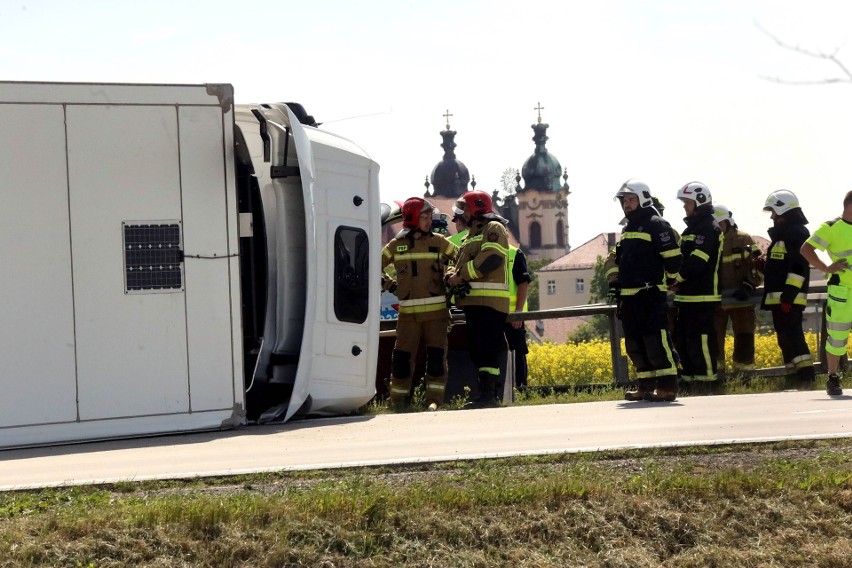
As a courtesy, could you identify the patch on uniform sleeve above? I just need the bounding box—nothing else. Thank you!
[659,232,671,243]
[396,244,408,252]
[695,235,705,245]
[488,232,500,242]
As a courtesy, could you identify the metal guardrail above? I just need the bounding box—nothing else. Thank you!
[378,285,831,388]
[506,284,830,387]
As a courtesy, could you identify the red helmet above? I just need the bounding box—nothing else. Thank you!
[458,190,493,218]
[401,197,434,229]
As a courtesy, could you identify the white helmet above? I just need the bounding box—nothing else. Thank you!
[677,181,712,205]
[763,190,800,215]
[713,204,736,227]
[614,179,654,208]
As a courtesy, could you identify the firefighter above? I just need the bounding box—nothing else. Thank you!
[610,180,682,402]
[760,190,815,388]
[670,182,724,392]
[800,190,852,396]
[446,190,511,408]
[381,197,458,411]
[712,205,764,376]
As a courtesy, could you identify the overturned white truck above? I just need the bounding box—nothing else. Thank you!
[0,81,380,449]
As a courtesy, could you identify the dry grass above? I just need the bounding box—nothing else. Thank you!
[1,441,852,567]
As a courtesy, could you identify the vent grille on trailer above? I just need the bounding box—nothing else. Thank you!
[122,222,184,293]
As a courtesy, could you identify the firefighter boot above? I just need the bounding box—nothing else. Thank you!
[645,375,678,402]
[624,379,654,402]
[479,374,500,408]
[827,374,843,396]
[466,373,500,409]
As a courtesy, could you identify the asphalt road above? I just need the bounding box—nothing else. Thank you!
[1,390,850,490]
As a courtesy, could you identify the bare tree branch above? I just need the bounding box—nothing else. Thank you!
[755,20,852,85]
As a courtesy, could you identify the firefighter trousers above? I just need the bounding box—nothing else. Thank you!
[714,306,756,371]
[389,315,450,406]
[770,305,815,382]
[462,305,508,402]
[621,290,678,390]
[675,302,719,383]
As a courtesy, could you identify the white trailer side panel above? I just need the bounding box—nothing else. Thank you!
[0,104,77,427]
[67,104,190,420]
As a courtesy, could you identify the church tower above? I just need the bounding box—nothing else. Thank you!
[424,110,471,198]
[514,103,570,261]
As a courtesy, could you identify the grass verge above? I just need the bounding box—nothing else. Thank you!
[1,439,851,567]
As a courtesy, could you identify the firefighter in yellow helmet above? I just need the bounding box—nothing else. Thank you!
[381,197,458,411]
[445,190,511,408]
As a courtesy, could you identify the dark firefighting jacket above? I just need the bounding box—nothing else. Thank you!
[762,219,810,308]
[674,206,723,304]
[614,207,681,296]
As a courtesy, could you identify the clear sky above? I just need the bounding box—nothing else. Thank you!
[2,0,851,252]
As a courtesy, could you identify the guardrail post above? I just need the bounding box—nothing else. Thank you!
[608,309,629,387]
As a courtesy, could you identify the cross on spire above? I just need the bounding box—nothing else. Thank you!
[535,102,544,124]
[443,109,453,130]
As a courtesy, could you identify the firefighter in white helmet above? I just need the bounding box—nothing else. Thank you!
[381,197,458,411]
[760,190,815,389]
[670,182,724,393]
[610,180,682,402]
[712,204,763,376]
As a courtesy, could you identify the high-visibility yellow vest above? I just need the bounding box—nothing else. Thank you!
[508,246,528,313]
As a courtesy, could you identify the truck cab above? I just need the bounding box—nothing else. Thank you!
[234,102,380,422]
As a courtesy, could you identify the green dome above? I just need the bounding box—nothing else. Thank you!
[520,122,564,193]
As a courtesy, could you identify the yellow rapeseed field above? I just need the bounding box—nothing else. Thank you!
[528,332,840,387]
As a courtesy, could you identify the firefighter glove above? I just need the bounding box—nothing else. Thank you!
[382,276,397,294]
[606,283,621,304]
[779,302,793,314]
[733,283,752,301]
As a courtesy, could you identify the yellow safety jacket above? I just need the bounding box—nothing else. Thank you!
[449,218,511,313]
[381,229,457,319]
[808,218,852,288]
[508,246,529,313]
[718,227,763,292]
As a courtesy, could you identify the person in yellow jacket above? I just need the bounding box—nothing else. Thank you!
[712,205,764,376]
[381,197,458,411]
[800,189,852,396]
[446,190,511,408]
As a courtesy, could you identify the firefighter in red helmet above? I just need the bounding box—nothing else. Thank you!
[446,190,511,407]
[381,197,458,411]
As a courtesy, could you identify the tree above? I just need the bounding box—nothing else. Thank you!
[757,22,852,85]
